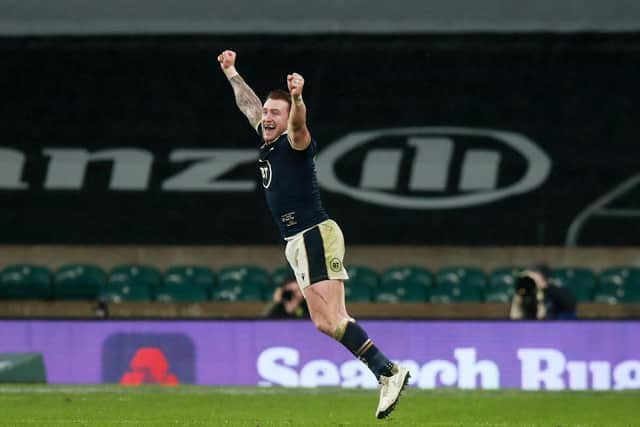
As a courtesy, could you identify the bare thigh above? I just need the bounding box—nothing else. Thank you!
[304,279,351,334]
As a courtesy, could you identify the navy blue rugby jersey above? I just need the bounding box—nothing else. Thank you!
[257,126,328,239]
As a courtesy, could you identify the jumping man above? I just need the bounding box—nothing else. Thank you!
[218,50,410,419]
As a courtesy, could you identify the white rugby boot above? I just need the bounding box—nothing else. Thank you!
[375,364,410,419]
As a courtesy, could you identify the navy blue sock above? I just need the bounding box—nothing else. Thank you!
[335,320,394,379]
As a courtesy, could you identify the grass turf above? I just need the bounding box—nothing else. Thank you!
[0,385,638,426]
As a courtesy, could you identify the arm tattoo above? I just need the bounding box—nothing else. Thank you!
[229,75,262,128]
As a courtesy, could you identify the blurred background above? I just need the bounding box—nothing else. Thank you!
[0,0,638,390]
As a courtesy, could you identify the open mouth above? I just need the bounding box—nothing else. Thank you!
[263,123,279,141]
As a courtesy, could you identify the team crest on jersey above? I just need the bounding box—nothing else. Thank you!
[258,159,272,188]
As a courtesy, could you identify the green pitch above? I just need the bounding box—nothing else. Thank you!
[0,385,638,426]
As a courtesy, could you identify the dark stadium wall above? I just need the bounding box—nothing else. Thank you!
[1,34,639,245]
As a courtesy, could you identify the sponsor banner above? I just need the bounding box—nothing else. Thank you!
[0,320,638,390]
[2,35,640,244]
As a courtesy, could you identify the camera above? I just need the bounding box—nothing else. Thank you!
[511,264,577,320]
[282,289,295,301]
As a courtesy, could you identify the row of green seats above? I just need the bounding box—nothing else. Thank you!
[0,264,278,303]
[353,266,640,303]
[0,264,639,304]
[347,265,493,303]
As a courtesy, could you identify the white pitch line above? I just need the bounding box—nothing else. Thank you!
[0,385,358,395]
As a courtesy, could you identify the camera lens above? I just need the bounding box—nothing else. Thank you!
[282,290,294,301]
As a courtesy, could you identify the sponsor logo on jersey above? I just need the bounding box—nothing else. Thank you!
[258,159,273,189]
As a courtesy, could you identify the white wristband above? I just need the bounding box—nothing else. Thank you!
[223,66,239,80]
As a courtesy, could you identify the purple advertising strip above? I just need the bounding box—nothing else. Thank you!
[0,321,638,390]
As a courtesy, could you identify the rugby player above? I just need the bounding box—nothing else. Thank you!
[218,49,409,419]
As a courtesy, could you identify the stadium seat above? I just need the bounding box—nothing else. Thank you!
[375,266,432,302]
[267,265,296,300]
[346,265,379,288]
[427,286,460,303]
[53,264,106,300]
[437,267,487,288]
[214,265,270,301]
[109,264,162,288]
[155,283,209,302]
[98,285,153,302]
[623,269,640,302]
[0,264,52,300]
[344,265,377,302]
[429,284,485,303]
[595,267,640,303]
[485,267,521,303]
[592,292,621,304]
[163,266,215,299]
[551,267,596,302]
[433,266,486,302]
[103,264,161,302]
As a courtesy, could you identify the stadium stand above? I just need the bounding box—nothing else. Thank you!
[162,266,216,300]
[1,263,640,311]
[344,265,378,302]
[53,264,106,300]
[375,266,432,302]
[214,265,270,301]
[99,264,161,302]
[155,283,209,302]
[594,267,640,303]
[432,267,487,302]
[485,267,521,303]
[552,267,597,302]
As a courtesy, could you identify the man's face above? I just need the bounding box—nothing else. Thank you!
[262,98,290,143]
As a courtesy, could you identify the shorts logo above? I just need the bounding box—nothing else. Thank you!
[329,258,342,272]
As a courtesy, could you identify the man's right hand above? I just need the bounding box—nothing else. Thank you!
[218,50,236,69]
[218,50,239,80]
[218,49,262,129]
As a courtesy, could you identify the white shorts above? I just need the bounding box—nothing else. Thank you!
[284,219,350,291]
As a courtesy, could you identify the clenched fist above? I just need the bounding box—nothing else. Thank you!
[218,50,239,79]
[217,50,236,70]
[287,73,305,97]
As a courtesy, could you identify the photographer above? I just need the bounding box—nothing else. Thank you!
[510,264,577,320]
[263,276,310,319]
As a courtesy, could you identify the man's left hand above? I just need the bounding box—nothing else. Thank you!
[287,73,305,97]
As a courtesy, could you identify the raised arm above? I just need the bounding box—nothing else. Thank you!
[217,50,262,130]
[286,73,312,150]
